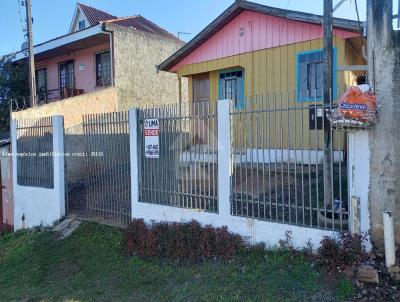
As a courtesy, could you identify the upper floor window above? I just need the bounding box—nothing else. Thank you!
[96,51,111,87]
[78,20,86,30]
[218,69,244,109]
[296,49,337,102]
[35,68,47,95]
[59,61,75,89]
[36,68,47,101]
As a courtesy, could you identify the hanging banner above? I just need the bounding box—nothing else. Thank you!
[144,119,160,158]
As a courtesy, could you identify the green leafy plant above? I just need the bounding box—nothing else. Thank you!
[0,55,29,131]
[317,233,368,273]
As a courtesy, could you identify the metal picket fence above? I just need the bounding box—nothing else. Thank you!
[138,101,218,212]
[66,111,131,227]
[16,117,54,188]
[230,94,348,231]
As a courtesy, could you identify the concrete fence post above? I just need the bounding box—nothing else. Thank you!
[129,108,140,220]
[52,115,65,218]
[348,131,371,250]
[217,99,232,217]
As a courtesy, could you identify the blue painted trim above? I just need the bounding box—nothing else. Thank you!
[218,68,245,109]
[296,48,338,103]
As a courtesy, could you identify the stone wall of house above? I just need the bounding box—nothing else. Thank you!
[12,87,117,129]
[108,23,188,110]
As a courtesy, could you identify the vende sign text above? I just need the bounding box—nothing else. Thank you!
[144,119,160,158]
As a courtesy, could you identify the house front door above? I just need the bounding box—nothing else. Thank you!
[192,74,210,146]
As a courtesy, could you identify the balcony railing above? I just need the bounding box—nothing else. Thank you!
[10,88,85,112]
[37,88,85,104]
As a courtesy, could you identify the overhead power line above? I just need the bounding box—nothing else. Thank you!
[333,0,349,12]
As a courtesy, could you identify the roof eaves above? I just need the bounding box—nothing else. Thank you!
[241,1,360,31]
[11,24,104,62]
[159,1,241,71]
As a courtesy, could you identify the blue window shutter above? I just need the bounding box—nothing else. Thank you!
[297,50,331,102]
[298,59,308,101]
[219,77,225,100]
[237,74,244,109]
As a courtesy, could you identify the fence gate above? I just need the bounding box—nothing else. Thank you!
[65,112,131,227]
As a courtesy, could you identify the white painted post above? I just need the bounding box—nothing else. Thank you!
[383,211,396,268]
[52,115,65,218]
[217,99,231,217]
[348,131,371,249]
[129,108,139,219]
[11,119,17,199]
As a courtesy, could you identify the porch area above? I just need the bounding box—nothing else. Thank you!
[11,27,113,110]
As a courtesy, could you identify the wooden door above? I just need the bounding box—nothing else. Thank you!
[192,74,210,145]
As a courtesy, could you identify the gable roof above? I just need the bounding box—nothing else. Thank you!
[71,3,180,41]
[159,0,362,72]
[103,16,180,40]
[78,3,117,26]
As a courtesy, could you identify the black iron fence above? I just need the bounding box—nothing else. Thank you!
[230,94,348,231]
[16,117,54,188]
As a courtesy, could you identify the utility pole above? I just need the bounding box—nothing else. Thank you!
[367,0,400,248]
[25,0,36,107]
[323,0,333,212]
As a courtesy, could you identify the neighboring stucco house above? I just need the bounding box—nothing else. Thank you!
[11,2,186,126]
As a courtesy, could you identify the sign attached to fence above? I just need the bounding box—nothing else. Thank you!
[144,119,160,158]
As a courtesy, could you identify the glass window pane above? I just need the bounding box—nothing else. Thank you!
[96,51,111,87]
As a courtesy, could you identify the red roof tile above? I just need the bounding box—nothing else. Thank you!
[78,3,117,26]
[77,3,180,41]
[104,16,180,41]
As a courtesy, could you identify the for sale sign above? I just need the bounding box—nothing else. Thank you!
[144,119,160,158]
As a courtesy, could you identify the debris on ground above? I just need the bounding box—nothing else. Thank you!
[356,264,379,284]
[354,251,400,301]
[52,218,81,239]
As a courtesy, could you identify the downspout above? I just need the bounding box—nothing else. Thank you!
[101,24,115,87]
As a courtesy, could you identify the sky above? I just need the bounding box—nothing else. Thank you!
[0,0,396,57]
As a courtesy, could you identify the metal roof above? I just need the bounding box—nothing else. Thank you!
[159,0,363,72]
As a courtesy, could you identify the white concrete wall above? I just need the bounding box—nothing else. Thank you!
[180,149,344,164]
[12,116,65,230]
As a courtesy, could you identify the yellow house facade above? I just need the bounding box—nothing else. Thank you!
[160,1,366,151]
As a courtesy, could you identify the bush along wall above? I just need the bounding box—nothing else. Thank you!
[122,219,247,261]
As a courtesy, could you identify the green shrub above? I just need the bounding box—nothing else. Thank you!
[317,233,367,273]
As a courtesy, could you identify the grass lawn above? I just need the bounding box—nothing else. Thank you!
[0,222,353,302]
